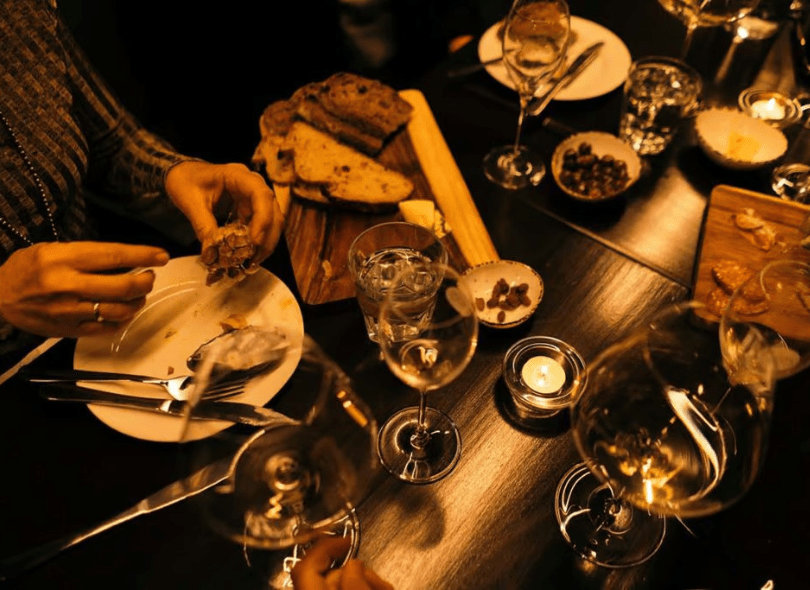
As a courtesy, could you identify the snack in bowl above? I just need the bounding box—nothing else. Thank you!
[694,108,787,170]
[551,131,642,202]
[460,260,543,328]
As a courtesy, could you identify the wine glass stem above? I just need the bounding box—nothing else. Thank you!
[410,388,430,458]
[681,23,697,59]
[511,95,530,156]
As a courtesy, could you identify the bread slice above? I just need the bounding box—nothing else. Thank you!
[252,99,298,184]
[288,121,413,210]
[317,72,413,138]
[294,83,385,155]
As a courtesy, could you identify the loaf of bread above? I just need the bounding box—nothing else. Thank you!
[288,121,413,210]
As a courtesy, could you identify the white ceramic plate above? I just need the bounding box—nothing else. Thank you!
[478,15,632,101]
[74,256,304,442]
[460,260,543,329]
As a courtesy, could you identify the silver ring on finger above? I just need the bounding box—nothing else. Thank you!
[92,301,105,323]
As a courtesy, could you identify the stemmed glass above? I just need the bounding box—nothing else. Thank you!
[720,259,810,380]
[483,0,570,190]
[555,301,776,567]
[377,262,478,484]
[657,0,761,59]
[181,334,379,585]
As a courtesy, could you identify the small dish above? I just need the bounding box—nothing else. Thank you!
[460,260,543,329]
[694,108,788,170]
[551,131,642,203]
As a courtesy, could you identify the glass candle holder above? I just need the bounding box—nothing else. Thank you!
[738,88,802,129]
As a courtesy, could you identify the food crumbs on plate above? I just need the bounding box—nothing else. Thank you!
[164,328,177,339]
[497,310,506,323]
[475,297,485,311]
[167,366,174,375]
[220,313,248,333]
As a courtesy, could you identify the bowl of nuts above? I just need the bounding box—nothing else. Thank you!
[551,132,642,203]
[459,260,543,329]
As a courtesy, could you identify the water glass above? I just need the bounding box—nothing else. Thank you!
[347,222,447,342]
[619,57,702,156]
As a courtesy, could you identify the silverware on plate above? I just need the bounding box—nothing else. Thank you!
[20,368,250,401]
[39,383,296,428]
[528,41,604,117]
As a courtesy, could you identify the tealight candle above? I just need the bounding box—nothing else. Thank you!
[749,97,786,122]
[521,355,567,394]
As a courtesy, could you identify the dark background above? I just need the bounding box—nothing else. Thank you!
[58,1,514,165]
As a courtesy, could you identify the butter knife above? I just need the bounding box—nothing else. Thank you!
[39,383,296,428]
[528,41,604,117]
[0,455,234,582]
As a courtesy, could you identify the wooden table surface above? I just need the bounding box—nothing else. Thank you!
[2,2,809,589]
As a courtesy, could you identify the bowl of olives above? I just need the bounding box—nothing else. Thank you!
[551,132,642,203]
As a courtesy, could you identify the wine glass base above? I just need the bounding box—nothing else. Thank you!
[483,145,547,190]
[377,406,461,484]
[554,462,666,568]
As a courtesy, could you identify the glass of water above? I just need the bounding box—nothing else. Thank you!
[619,56,702,156]
[348,222,447,343]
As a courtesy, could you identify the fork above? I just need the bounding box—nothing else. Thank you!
[19,368,248,402]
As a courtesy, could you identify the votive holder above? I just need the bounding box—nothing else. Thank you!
[502,336,586,421]
[738,88,802,129]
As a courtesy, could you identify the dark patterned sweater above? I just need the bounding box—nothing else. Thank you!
[0,0,195,356]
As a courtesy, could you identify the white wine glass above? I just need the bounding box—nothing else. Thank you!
[483,0,570,190]
[657,0,761,59]
[377,262,478,484]
[720,259,810,380]
[180,334,379,586]
[556,301,776,567]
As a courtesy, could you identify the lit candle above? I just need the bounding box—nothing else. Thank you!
[521,355,567,394]
[749,97,786,122]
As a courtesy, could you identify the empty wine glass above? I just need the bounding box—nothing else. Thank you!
[483,0,570,190]
[377,262,478,484]
[658,0,761,59]
[556,301,776,567]
[720,259,810,380]
[180,334,379,586]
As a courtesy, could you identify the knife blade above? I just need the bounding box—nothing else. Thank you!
[528,41,604,117]
[0,455,234,582]
[39,383,296,428]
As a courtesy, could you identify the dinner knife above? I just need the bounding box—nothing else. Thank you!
[0,454,234,582]
[39,383,296,428]
[528,41,604,117]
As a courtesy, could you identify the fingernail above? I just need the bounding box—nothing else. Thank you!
[155,251,170,264]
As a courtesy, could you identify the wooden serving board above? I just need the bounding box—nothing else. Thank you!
[276,89,499,305]
[692,184,810,331]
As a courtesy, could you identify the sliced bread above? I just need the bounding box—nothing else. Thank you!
[288,121,413,210]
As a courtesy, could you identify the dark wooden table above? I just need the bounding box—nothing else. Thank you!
[2,2,809,589]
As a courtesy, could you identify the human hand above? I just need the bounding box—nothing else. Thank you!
[165,161,284,270]
[290,536,394,590]
[0,242,168,338]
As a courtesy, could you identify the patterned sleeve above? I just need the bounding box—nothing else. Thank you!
[55,10,199,217]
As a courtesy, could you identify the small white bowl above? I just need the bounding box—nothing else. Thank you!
[551,131,642,203]
[694,108,788,170]
[460,260,543,329]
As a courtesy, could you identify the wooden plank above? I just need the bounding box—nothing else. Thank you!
[692,184,810,332]
[279,89,499,305]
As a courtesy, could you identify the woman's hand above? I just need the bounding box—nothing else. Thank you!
[165,161,284,270]
[291,537,394,590]
[0,242,168,338]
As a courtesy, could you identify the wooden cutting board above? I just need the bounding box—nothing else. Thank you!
[275,89,499,305]
[692,184,810,329]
